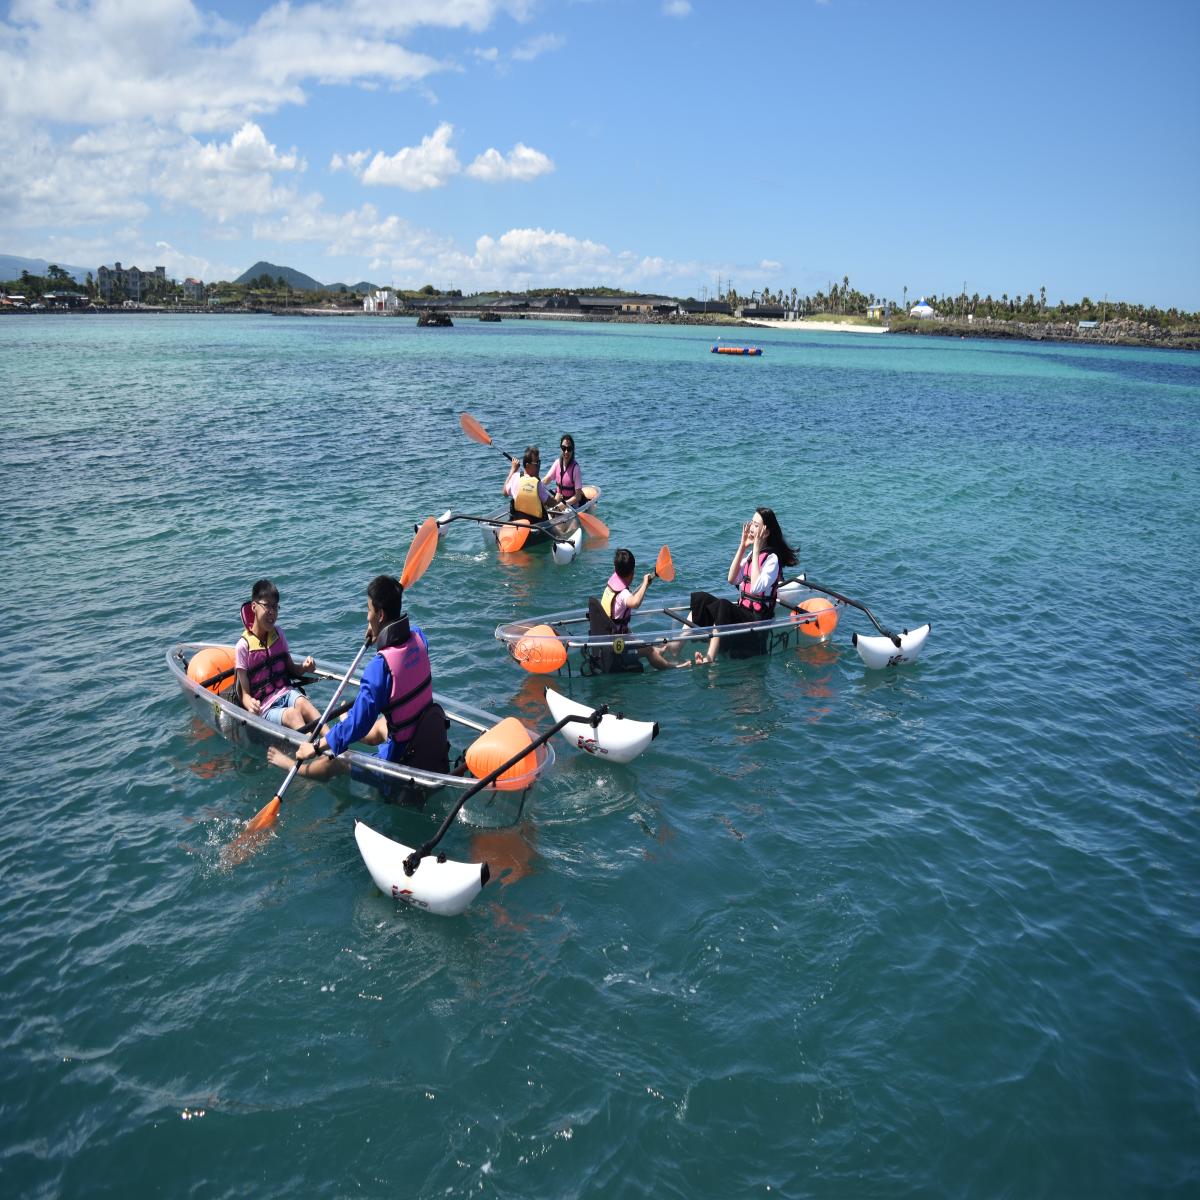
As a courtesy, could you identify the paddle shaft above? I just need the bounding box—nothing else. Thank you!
[265,637,372,809]
[426,512,581,545]
[403,708,608,875]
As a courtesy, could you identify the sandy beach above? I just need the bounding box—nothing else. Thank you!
[740,318,887,334]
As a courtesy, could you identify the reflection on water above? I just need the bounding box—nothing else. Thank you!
[470,821,538,886]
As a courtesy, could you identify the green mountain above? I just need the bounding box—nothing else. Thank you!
[234,261,326,290]
[0,254,91,285]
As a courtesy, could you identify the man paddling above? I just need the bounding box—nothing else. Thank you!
[266,575,447,781]
[504,446,556,520]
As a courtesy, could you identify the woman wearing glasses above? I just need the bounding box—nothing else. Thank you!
[542,434,587,507]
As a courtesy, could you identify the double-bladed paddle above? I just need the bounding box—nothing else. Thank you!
[459,412,610,541]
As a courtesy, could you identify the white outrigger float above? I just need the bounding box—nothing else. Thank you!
[495,576,931,675]
[353,696,633,915]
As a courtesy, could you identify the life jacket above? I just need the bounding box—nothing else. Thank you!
[737,552,780,616]
[551,458,581,501]
[239,601,291,703]
[510,472,545,520]
[600,573,631,634]
[376,617,435,748]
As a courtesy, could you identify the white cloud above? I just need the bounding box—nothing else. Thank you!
[331,150,372,174]
[153,123,306,223]
[663,1,692,17]
[359,123,462,190]
[0,0,459,132]
[511,33,564,61]
[466,143,554,183]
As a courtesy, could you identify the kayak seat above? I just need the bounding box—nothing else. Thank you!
[401,702,451,775]
[583,597,644,676]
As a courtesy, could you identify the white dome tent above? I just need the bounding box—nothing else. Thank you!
[909,297,936,319]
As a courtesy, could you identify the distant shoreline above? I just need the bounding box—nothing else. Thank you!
[4,306,1194,349]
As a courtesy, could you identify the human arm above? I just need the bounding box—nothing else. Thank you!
[285,651,316,678]
[504,457,519,494]
[626,573,654,612]
[726,522,754,584]
[233,640,261,714]
[303,655,390,760]
[235,667,262,715]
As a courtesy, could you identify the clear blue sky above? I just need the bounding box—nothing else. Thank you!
[2,0,1197,308]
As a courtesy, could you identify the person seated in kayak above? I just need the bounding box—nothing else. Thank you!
[594,549,682,671]
[266,574,446,780]
[542,434,586,507]
[235,579,320,730]
[504,446,555,521]
[688,507,798,665]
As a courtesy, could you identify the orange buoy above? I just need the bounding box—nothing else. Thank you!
[187,645,237,693]
[513,624,568,674]
[795,597,838,638]
[465,717,537,791]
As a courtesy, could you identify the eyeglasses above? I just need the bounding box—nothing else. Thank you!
[560,444,573,452]
[255,599,279,611]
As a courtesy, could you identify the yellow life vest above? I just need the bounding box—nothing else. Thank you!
[511,472,545,519]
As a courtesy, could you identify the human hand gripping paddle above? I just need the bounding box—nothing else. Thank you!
[458,412,610,549]
[226,518,441,855]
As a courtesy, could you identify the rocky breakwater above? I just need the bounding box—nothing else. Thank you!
[892,315,1199,350]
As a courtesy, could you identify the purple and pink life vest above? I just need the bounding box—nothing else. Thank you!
[239,601,291,703]
[737,552,779,616]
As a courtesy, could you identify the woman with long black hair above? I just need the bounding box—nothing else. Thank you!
[688,507,799,664]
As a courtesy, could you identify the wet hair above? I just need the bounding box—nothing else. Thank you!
[251,578,279,604]
[756,507,799,567]
[523,445,541,471]
[613,548,635,580]
[367,574,404,622]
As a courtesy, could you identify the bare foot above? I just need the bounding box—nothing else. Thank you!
[693,651,710,665]
[266,746,296,770]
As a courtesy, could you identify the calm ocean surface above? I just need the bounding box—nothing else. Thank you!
[1,315,1196,1198]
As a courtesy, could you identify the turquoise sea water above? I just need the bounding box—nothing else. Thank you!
[1,315,1196,1198]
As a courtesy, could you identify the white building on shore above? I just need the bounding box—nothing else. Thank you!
[364,289,400,313]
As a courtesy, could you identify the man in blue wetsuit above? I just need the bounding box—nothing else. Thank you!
[266,575,445,780]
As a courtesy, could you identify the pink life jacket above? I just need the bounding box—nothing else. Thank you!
[378,627,433,747]
[737,552,779,616]
[600,572,631,633]
[239,601,291,703]
[550,458,581,501]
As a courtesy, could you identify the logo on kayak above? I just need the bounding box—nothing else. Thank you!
[575,734,608,756]
[613,637,625,654]
[391,884,429,909]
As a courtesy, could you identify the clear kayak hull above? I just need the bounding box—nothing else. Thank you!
[167,642,553,827]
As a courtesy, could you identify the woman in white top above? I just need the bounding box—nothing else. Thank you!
[688,507,798,664]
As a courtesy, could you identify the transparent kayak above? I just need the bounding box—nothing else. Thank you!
[167,642,554,827]
[494,576,844,674]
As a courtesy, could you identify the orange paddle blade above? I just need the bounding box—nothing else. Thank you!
[497,520,531,553]
[578,509,609,539]
[244,795,281,835]
[459,412,492,446]
[655,545,675,582]
[401,518,439,587]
